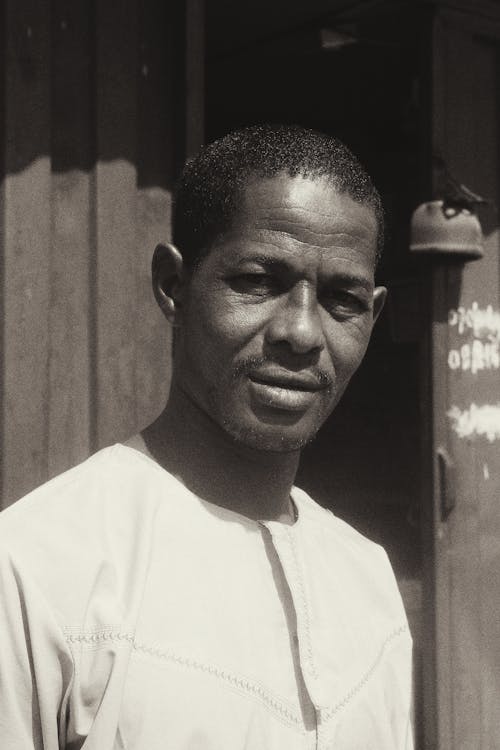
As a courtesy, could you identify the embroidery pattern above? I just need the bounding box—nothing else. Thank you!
[65,629,304,729]
[285,528,318,680]
[66,630,134,644]
[64,623,409,728]
[322,624,408,721]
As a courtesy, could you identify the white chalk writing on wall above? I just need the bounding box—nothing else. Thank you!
[448,302,500,373]
[448,302,500,338]
[447,403,500,442]
[447,340,499,373]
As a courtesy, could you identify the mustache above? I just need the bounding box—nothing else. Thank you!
[231,356,333,388]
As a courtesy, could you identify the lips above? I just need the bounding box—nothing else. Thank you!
[249,368,328,391]
[247,369,330,411]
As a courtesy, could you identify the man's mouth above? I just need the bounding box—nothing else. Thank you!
[247,369,330,411]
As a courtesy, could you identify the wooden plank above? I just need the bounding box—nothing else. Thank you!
[444,31,500,750]
[184,0,205,160]
[430,0,500,37]
[135,0,175,427]
[429,264,454,749]
[418,12,454,749]
[443,24,500,750]
[1,0,51,507]
[419,269,441,750]
[430,12,500,749]
[48,0,92,477]
[94,0,139,448]
[174,0,205,174]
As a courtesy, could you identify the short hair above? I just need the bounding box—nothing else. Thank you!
[173,124,384,268]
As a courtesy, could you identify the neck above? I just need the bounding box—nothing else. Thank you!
[138,380,300,522]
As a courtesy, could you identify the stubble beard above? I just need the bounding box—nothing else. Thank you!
[207,372,336,455]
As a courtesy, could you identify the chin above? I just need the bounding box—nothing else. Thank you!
[220,414,322,454]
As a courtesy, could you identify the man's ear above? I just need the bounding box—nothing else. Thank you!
[372,286,387,325]
[152,243,185,323]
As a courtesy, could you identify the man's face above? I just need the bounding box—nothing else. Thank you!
[173,173,385,452]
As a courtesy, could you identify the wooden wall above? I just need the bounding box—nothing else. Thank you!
[423,6,500,749]
[0,0,204,508]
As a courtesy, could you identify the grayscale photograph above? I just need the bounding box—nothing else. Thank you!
[1,1,499,748]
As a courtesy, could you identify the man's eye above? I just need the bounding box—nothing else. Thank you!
[229,273,279,295]
[321,290,368,316]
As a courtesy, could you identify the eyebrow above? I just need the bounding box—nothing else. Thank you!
[237,255,373,291]
[322,272,373,292]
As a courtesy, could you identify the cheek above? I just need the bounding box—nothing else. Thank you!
[179,301,252,382]
[192,295,269,351]
[326,321,373,379]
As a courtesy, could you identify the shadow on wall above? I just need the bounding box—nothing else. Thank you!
[0,0,182,508]
[1,0,182,183]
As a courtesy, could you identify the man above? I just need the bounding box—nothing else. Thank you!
[0,125,413,748]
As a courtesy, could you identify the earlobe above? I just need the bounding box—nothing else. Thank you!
[152,243,185,324]
[372,286,387,324]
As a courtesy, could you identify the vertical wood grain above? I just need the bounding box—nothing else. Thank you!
[174,0,205,174]
[1,0,51,506]
[48,0,93,477]
[426,16,455,750]
[135,0,176,427]
[184,0,205,161]
[1,0,199,506]
[444,30,500,750]
[94,0,139,448]
[430,12,500,750]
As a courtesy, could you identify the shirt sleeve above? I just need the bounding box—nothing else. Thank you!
[0,549,74,749]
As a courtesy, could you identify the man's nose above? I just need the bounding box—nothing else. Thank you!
[265,282,324,355]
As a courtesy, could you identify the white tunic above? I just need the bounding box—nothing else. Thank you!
[0,444,413,749]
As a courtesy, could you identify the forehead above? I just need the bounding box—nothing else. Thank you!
[214,173,379,273]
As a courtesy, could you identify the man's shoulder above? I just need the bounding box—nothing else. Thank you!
[0,445,171,560]
[3,445,144,517]
[0,445,175,625]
